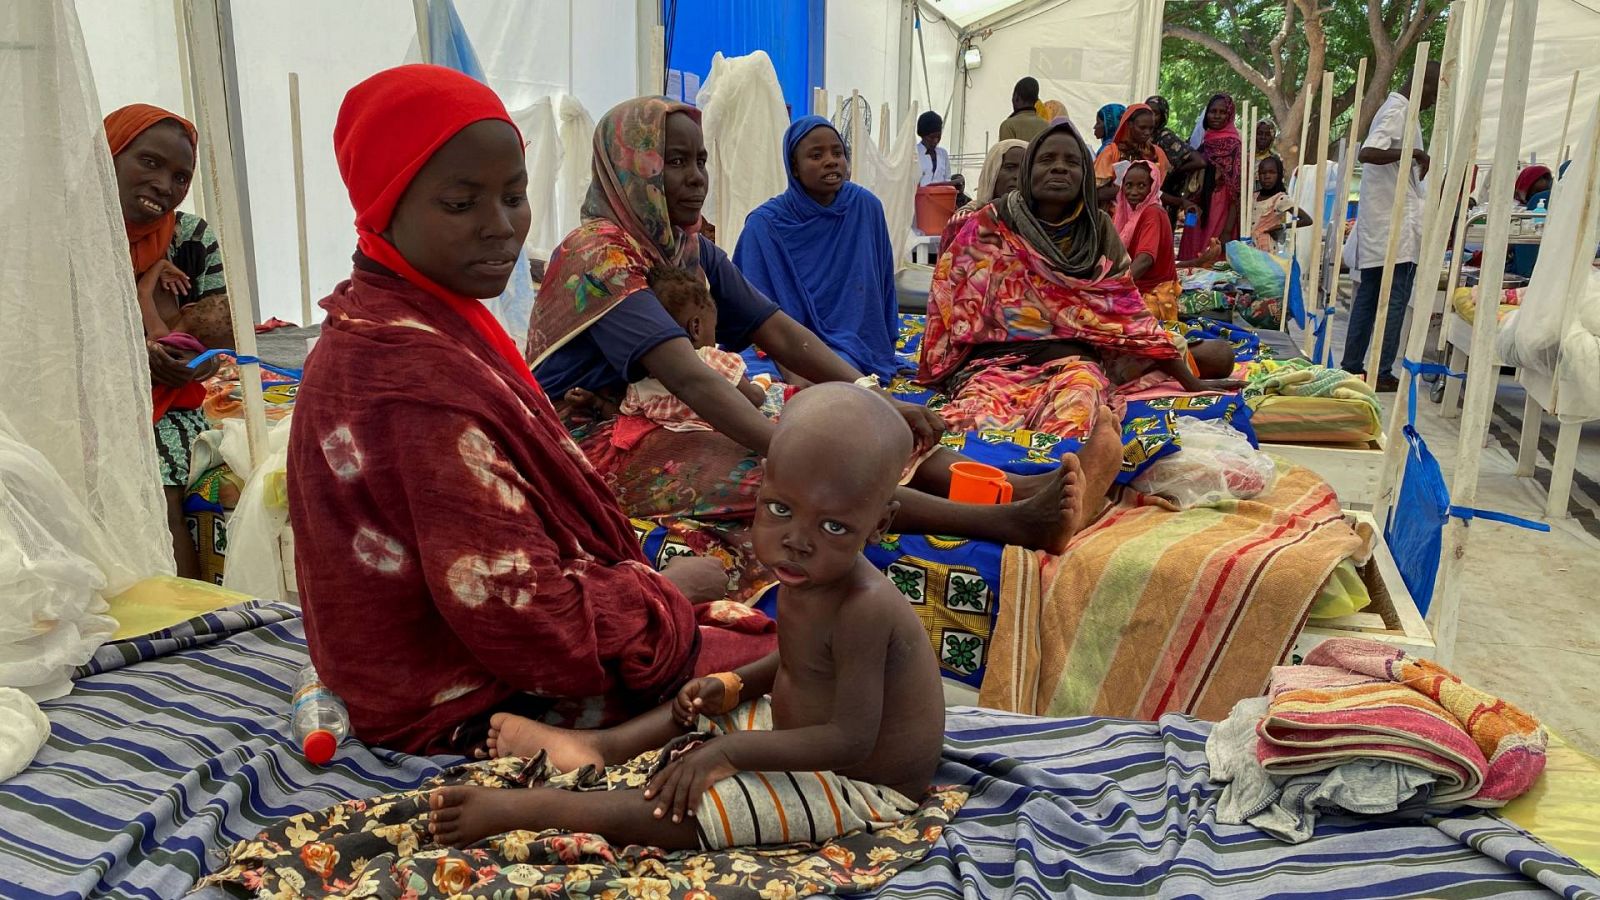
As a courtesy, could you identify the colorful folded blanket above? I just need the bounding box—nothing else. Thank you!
[200,747,967,899]
[1259,638,1548,807]
[1243,358,1380,417]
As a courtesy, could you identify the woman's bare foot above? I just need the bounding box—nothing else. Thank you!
[995,455,1082,554]
[996,406,1124,552]
[1073,406,1125,533]
[429,785,542,848]
[488,713,606,771]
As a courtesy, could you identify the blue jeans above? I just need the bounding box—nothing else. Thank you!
[1340,262,1416,376]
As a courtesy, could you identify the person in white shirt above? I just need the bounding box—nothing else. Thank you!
[1340,61,1439,392]
[917,110,950,186]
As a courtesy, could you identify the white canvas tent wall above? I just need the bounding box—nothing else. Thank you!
[77,0,644,326]
[818,0,1159,170]
[821,0,960,137]
[1457,0,1600,166]
[943,0,1164,162]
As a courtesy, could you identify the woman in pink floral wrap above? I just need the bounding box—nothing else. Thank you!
[920,119,1183,440]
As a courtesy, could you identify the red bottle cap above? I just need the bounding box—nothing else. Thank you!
[302,729,338,765]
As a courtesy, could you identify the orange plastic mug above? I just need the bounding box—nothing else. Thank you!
[948,461,1013,505]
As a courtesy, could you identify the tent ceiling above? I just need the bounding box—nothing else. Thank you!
[922,0,1053,29]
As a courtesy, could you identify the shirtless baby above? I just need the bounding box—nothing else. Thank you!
[427,383,946,850]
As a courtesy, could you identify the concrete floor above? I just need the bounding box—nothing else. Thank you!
[1400,383,1600,755]
[1269,293,1600,754]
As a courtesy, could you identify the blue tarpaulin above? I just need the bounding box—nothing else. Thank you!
[662,0,824,116]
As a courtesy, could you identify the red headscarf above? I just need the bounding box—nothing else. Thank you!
[104,104,198,276]
[1514,165,1552,204]
[333,64,533,386]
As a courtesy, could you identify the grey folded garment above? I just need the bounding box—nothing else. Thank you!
[1206,696,1438,844]
[253,324,321,370]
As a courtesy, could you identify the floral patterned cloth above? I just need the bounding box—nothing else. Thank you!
[621,346,747,434]
[940,355,1115,440]
[198,751,967,899]
[919,204,1177,391]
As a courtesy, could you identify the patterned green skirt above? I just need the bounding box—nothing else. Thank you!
[154,408,209,487]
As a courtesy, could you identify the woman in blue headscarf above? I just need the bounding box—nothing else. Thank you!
[1093,103,1126,154]
[733,116,901,379]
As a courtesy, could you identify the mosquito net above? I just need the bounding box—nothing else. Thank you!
[1,0,172,695]
[696,51,789,253]
[1496,105,1600,422]
[840,107,923,273]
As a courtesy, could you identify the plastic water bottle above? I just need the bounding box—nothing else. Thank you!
[291,665,349,765]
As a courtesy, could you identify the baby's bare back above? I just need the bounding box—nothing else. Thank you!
[770,578,945,799]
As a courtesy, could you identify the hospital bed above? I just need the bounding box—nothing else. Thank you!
[2,599,1595,899]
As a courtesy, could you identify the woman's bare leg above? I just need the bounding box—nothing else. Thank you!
[488,704,682,770]
[166,486,200,579]
[892,409,1123,553]
[905,447,1063,500]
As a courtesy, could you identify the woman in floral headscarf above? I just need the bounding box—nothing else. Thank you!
[529,98,1094,560]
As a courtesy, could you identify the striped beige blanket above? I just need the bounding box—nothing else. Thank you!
[980,463,1365,721]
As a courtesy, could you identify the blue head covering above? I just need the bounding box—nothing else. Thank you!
[1095,103,1127,153]
[730,116,901,378]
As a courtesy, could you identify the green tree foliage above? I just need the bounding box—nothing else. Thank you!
[1160,0,1447,168]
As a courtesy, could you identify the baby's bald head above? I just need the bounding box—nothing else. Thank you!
[767,384,913,506]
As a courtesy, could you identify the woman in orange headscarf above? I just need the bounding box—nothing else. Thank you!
[1092,102,1169,207]
[105,103,228,578]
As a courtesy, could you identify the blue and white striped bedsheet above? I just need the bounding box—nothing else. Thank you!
[1,607,1595,899]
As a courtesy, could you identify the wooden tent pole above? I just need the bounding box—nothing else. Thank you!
[1437,155,1480,358]
[850,89,864,156]
[1374,5,1468,524]
[288,72,313,328]
[1281,69,1318,335]
[1557,69,1580,166]
[181,0,269,473]
[1362,41,1432,388]
[1325,58,1368,365]
[1241,103,1254,249]
[1298,71,1334,354]
[1434,0,1535,666]
[172,0,207,222]
[411,0,431,64]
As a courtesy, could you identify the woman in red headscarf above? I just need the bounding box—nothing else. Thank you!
[105,103,228,578]
[287,65,775,755]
